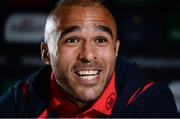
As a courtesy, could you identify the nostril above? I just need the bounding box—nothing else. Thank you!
[79,56,95,63]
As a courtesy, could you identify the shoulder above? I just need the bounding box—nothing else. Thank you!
[113,56,178,117]
[0,65,52,117]
[128,81,177,117]
[0,79,28,117]
[115,56,150,95]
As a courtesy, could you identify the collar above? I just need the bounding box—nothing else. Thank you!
[89,71,117,115]
[50,71,117,117]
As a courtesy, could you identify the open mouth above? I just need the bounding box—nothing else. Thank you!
[75,70,101,80]
[74,69,101,85]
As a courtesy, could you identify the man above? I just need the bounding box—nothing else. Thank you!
[0,0,178,118]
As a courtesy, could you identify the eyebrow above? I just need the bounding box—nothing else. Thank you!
[60,26,80,39]
[96,25,113,39]
[60,25,113,39]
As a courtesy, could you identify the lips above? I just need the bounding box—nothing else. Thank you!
[74,69,101,85]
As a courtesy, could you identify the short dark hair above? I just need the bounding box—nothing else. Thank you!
[56,0,102,7]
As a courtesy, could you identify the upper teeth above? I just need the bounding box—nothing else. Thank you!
[78,70,99,76]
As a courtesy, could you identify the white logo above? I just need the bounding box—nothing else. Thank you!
[4,13,47,43]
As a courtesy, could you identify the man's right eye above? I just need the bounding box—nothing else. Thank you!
[65,37,80,44]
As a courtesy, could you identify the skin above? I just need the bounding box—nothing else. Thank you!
[41,4,120,109]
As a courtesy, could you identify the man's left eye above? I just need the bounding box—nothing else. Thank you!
[95,37,108,43]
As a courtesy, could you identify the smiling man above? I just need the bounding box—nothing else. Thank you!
[42,0,119,107]
[0,0,178,118]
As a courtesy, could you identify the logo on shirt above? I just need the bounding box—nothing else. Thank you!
[106,93,116,110]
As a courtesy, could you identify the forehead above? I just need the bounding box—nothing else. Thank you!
[53,6,117,32]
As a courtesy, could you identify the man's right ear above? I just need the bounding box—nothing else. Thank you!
[41,42,50,65]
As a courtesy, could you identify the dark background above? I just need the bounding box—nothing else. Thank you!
[0,0,180,113]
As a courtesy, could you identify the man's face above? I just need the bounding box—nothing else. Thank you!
[46,6,120,103]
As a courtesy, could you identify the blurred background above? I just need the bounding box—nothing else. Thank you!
[0,0,180,114]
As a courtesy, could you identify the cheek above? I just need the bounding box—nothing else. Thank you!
[55,46,78,70]
[99,48,116,86]
[98,47,116,66]
[53,47,78,85]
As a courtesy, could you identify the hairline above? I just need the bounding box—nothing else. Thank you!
[44,0,118,43]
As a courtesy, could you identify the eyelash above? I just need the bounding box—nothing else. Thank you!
[95,37,108,43]
[65,37,80,44]
[63,36,109,46]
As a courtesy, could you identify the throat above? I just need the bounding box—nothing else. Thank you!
[76,101,91,111]
[63,90,92,111]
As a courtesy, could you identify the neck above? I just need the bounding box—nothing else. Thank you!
[75,101,90,111]
[64,92,92,110]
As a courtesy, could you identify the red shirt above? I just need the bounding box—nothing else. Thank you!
[38,72,117,118]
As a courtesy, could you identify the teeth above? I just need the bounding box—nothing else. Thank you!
[75,70,100,81]
[78,70,98,76]
[81,75,97,80]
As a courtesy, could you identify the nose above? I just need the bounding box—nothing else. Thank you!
[78,41,97,63]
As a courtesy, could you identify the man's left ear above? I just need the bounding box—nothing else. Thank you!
[115,40,120,57]
[41,42,51,65]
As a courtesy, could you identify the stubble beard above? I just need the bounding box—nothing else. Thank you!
[50,55,114,104]
[55,73,108,103]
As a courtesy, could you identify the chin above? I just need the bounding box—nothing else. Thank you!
[78,95,99,103]
[76,86,103,103]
